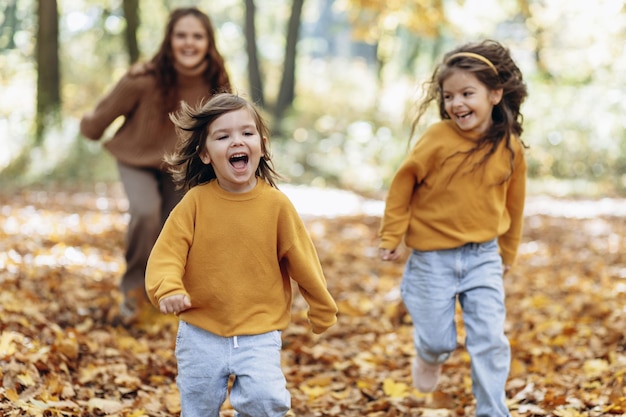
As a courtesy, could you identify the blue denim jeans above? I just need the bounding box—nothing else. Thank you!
[175,321,291,417]
[400,239,511,417]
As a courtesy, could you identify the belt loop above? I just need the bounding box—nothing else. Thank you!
[233,336,239,349]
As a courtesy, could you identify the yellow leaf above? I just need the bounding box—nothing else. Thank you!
[336,299,371,317]
[17,373,35,387]
[126,409,148,417]
[165,389,181,414]
[113,373,141,389]
[299,384,327,399]
[4,388,19,401]
[305,374,333,387]
[331,388,351,400]
[149,374,168,384]
[356,378,376,389]
[0,331,19,357]
[550,334,568,347]
[56,337,79,360]
[510,358,526,377]
[583,358,609,379]
[78,364,101,384]
[382,377,409,398]
[116,335,149,354]
[553,407,584,417]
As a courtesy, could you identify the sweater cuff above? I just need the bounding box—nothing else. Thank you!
[310,315,337,334]
[311,323,331,334]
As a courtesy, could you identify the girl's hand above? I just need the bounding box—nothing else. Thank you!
[379,247,402,262]
[503,264,511,276]
[159,294,191,314]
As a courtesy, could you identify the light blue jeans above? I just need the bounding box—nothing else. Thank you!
[400,239,511,417]
[175,321,291,417]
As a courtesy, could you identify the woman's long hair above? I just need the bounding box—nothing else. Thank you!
[150,7,231,114]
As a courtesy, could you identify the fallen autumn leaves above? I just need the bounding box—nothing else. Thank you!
[1,185,625,416]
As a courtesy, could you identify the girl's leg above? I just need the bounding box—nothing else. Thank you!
[458,240,511,417]
[175,321,230,417]
[401,249,459,365]
[229,331,291,417]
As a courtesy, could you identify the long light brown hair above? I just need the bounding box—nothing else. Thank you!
[150,7,231,114]
[166,94,282,192]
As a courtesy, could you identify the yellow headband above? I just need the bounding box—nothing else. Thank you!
[446,52,498,75]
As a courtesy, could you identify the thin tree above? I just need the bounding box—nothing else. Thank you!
[517,0,553,80]
[273,0,304,122]
[244,0,265,107]
[122,0,140,64]
[36,0,61,143]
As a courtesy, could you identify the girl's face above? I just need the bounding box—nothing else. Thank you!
[442,69,502,136]
[200,108,264,193]
[171,15,209,70]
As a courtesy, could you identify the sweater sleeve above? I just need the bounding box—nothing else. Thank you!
[145,194,195,308]
[80,72,145,140]
[279,204,338,334]
[379,152,422,250]
[498,146,527,265]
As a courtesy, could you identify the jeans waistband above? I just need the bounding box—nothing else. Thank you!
[464,239,496,251]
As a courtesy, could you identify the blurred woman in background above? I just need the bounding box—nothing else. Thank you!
[80,7,231,323]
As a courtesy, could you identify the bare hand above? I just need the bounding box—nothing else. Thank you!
[503,264,511,276]
[128,61,154,77]
[159,294,191,314]
[379,247,402,262]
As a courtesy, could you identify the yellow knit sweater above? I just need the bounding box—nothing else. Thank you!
[146,179,338,336]
[379,120,526,266]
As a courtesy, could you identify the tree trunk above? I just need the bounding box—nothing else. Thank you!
[244,0,265,107]
[122,0,140,64]
[517,0,552,80]
[36,0,61,143]
[273,0,304,122]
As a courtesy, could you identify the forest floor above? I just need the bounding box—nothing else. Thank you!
[1,183,625,416]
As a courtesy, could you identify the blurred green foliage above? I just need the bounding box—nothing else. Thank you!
[1,0,625,197]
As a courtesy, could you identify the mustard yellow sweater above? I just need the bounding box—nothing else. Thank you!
[145,179,338,336]
[379,120,526,266]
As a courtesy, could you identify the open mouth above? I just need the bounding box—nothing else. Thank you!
[229,154,249,170]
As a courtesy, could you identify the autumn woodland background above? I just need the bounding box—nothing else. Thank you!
[1,0,626,416]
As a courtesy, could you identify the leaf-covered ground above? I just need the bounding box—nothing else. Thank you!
[1,185,625,417]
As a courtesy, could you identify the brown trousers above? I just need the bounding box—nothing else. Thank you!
[117,161,182,299]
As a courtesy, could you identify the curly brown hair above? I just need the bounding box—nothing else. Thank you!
[412,39,528,183]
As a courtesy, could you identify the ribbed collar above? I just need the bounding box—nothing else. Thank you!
[207,177,266,201]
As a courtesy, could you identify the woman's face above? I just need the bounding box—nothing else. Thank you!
[171,15,209,70]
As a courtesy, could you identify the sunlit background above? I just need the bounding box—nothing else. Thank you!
[0,0,625,196]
